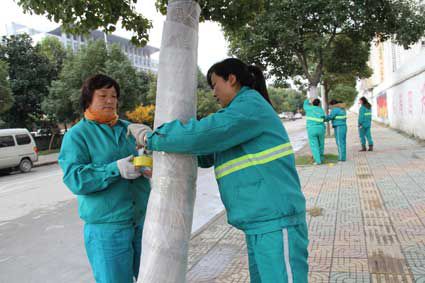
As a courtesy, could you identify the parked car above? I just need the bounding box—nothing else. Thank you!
[0,128,38,173]
[278,112,287,119]
[294,113,303,119]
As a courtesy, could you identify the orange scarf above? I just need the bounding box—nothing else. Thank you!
[84,107,119,127]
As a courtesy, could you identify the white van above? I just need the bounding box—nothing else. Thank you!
[0,128,38,173]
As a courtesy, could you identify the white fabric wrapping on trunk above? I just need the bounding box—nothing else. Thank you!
[138,1,201,283]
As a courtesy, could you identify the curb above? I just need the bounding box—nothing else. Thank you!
[191,210,226,239]
[34,160,58,168]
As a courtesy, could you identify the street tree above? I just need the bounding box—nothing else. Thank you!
[226,0,425,98]
[0,34,54,128]
[37,36,67,80]
[322,35,372,108]
[268,87,305,114]
[0,61,13,116]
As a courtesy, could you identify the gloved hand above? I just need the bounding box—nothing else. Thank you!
[127,124,152,146]
[117,155,142,179]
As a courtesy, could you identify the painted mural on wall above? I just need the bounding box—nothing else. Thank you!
[374,61,425,139]
[390,80,425,117]
[377,92,388,119]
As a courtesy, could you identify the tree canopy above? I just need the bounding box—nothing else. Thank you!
[37,36,67,80]
[16,0,263,46]
[0,34,54,128]
[0,61,13,113]
[226,0,425,93]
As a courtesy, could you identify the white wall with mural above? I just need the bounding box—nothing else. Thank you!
[366,50,425,139]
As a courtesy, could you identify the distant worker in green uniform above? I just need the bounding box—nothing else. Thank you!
[128,58,309,283]
[326,99,347,161]
[358,96,374,151]
[303,98,326,165]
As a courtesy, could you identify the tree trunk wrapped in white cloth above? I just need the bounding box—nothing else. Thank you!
[138,1,200,282]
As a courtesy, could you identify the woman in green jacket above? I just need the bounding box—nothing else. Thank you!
[326,99,348,161]
[303,98,326,164]
[358,96,374,151]
[59,74,151,283]
[129,58,308,283]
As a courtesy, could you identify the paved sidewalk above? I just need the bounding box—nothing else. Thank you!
[187,113,425,282]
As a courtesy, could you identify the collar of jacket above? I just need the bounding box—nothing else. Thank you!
[83,117,127,128]
[227,86,251,108]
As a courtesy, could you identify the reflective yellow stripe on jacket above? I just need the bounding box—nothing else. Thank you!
[364,113,372,116]
[306,116,324,122]
[215,143,293,179]
[335,115,347,119]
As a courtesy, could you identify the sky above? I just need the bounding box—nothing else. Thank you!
[0,0,229,74]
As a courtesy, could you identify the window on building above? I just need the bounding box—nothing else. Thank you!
[0,136,15,148]
[15,134,31,145]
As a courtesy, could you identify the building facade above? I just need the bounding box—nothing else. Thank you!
[5,22,159,73]
[356,39,425,139]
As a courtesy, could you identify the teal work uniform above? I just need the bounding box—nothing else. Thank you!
[146,86,308,283]
[326,106,347,161]
[358,105,373,147]
[303,99,326,164]
[59,118,151,283]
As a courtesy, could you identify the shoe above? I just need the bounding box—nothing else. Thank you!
[368,145,373,151]
[359,145,367,152]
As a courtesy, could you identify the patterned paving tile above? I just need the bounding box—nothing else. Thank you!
[309,272,330,282]
[391,215,424,226]
[331,258,369,273]
[336,216,363,225]
[395,226,425,243]
[308,245,333,258]
[309,256,332,272]
[329,272,370,282]
[364,226,398,245]
[336,222,364,234]
[412,274,425,283]
[363,217,392,226]
[370,273,414,283]
[333,245,367,258]
[334,230,365,246]
[367,246,411,274]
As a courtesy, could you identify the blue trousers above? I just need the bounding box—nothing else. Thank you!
[359,126,373,146]
[245,223,309,283]
[334,125,347,161]
[84,223,143,283]
[307,126,325,164]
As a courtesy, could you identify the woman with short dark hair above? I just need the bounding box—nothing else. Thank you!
[326,99,348,161]
[59,74,151,283]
